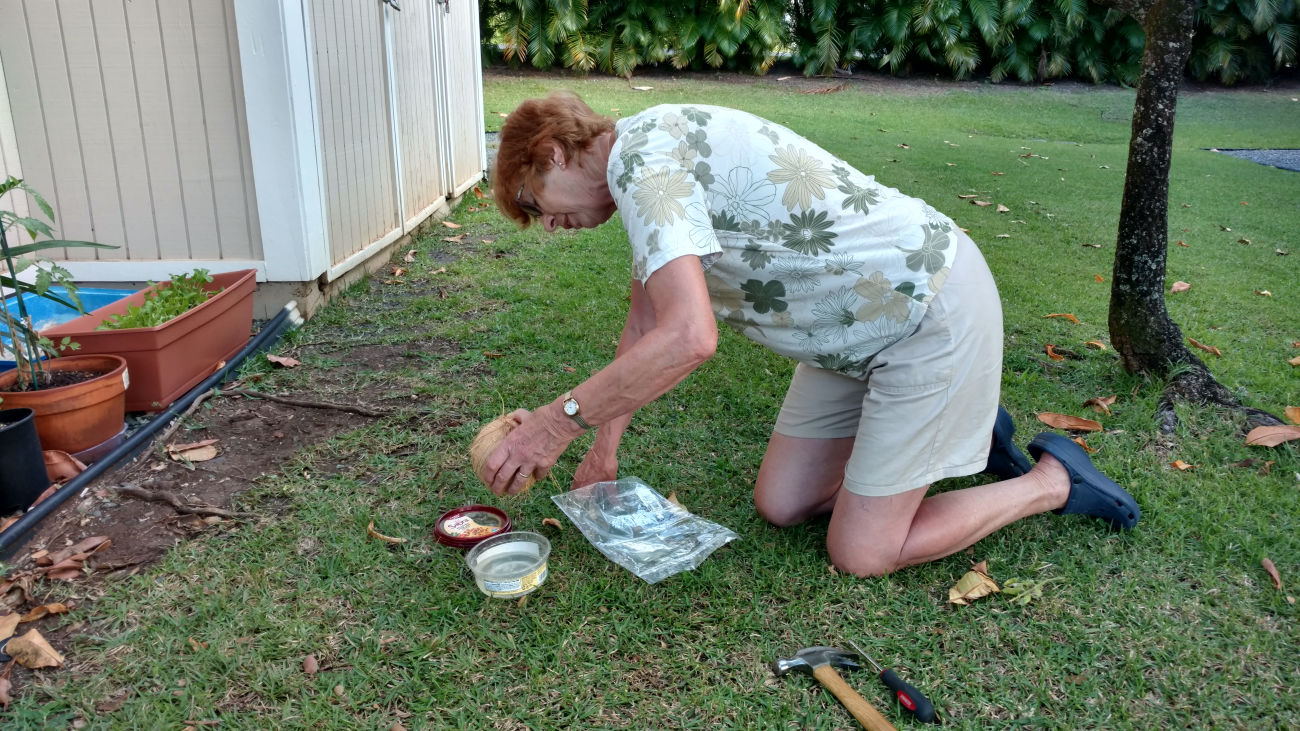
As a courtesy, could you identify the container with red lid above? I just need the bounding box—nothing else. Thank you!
[434,505,511,549]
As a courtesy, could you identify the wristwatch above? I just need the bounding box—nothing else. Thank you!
[561,391,591,430]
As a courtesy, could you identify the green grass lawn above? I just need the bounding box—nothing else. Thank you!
[7,72,1298,728]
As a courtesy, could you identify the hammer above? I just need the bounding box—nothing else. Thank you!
[772,646,897,731]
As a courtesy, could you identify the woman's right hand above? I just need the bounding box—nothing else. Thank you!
[572,448,618,490]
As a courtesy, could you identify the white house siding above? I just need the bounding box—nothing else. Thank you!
[309,0,399,267]
[391,0,447,228]
[0,0,261,264]
[437,0,485,198]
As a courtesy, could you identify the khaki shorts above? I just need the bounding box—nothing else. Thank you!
[773,233,1004,496]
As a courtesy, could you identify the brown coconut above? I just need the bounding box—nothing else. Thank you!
[470,414,536,492]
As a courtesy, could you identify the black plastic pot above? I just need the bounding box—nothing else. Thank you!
[0,407,50,514]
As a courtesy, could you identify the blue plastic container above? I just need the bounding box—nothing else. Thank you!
[1,286,134,371]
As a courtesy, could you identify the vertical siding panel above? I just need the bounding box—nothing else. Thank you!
[330,0,355,264]
[157,0,217,259]
[344,0,363,261]
[372,6,395,238]
[125,0,189,260]
[309,1,336,265]
[60,0,124,259]
[393,0,442,220]
[445,2,482,192]
[193,0,251,260]
[26,3,95,244]
[90,0,159,259]
[222,0,261,260]
[0,0,35,220]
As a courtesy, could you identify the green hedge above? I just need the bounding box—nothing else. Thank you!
[479,0,1298,84]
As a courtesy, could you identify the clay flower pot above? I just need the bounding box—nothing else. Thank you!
[0,407,50,514]
[43,269,256,412]
[0,354,128,454]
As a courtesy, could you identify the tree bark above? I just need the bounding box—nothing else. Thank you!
[1107,0,1198,375]
[1105,0,1283,430]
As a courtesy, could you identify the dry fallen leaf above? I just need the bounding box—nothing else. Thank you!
[1095,274,1104,283]
[972,200,993,207]
[303,654,319,675]
[1083,395,1117,416]
[390,266,406,277]
[957,194,979,199]
[996,204,1010,213]
[0,668,9,709]
[1081,243,1103,248]
[402,249,417,263]
[266,354,301,368]
[541,517,563,531]
[443,234,465,243]
[6,629,65,668]
[1261,558,1282,590]
[1255,290,1272,297]
[1177,240,1189,247]
[188,637,207,651]
[168,439,219,463]
[1289,355,1300,367]
[366,521,407,545]
[949,568,1000,605]
[1084,340,1107,350]
[667,492,683,507]
[1044,313,1081,324]
[995,234,1011,239]
[1286,406,1300,425]
[473,187,485,199]
[1071,437,1097,454]
[1171,460,1196,471]
[1245,425,1300,447]
[482,351,503,359]
[1187,338,1222,357]
[0,614,19,642]
[19,603,69,624]
[441,221,461,229]
[1037,412,1103,432]
[1171,281,1192,293]
[631,85,653,91]
[1045,344,1065,361]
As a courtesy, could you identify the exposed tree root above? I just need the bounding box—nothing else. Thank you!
[112,484,256,519]
[220,389,389,418]
[1156,364,1285,434]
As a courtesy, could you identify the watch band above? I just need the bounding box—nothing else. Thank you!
[561,391,592,430]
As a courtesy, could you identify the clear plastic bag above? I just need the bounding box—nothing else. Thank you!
[550,476,740,584]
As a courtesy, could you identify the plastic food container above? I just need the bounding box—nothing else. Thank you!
[464,531,550,598]
[434,505,511,549]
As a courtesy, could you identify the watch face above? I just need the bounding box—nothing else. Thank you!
[563,399,579,416]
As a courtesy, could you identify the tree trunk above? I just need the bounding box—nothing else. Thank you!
[1107,0,1199,376]
[1106,0,1283,430]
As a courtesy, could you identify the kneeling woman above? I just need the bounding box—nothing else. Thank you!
[479,91,1139,577]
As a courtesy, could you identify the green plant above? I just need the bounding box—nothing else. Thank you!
[94,269,220,331]
[0,176,115,392]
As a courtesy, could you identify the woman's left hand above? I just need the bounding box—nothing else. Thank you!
[482,406,579,496]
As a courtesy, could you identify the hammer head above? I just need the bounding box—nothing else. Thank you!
[771,646,862,677]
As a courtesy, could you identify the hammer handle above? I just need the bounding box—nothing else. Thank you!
[812,664,898,731]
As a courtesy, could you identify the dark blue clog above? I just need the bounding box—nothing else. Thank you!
[982,406,1032,480]
[1027,432,1140,530]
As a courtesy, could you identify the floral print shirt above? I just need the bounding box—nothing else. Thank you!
[609,104,959,379]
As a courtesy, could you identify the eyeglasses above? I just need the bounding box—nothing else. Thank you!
[515,181,542,219]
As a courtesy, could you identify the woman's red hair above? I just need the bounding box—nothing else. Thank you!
[492,91,615,227]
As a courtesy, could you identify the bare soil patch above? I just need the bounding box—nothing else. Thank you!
[5,391,372,582]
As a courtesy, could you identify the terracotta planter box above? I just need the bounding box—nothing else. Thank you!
[43,269,257,412]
